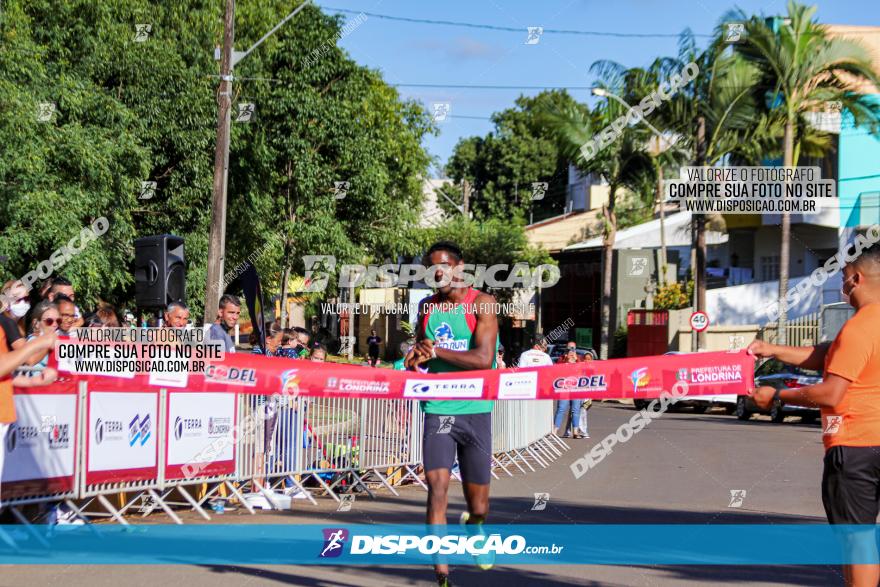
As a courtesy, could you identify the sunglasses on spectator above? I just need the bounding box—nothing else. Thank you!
[42,317,58,326]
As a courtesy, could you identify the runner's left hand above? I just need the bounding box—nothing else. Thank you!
[414,339,434,361]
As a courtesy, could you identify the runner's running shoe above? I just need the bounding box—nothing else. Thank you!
[459,512,495,570]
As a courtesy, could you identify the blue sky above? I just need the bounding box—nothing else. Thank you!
[315,0,880,175]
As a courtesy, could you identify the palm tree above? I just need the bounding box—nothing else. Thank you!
[594,45,763,349]
[542,99,653,359]
[733,0,880,344]
[653,35,763,350]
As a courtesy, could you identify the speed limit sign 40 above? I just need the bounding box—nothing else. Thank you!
[690,311,710,332]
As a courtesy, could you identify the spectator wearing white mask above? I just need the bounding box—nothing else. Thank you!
[0,280,29,351]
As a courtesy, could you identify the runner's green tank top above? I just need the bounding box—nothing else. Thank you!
[420,288,494,415]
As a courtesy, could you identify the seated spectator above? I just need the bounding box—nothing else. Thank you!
[309,344,326,362]
[20,301,59,375]
[0,280,28,350]
[206,294,240,353]
[46,277,75,303]
[163,301,190,328]
[251,321,284,356]
[278,328,304,359]
[54,295,78,336]
[293,327,311,359]
[47,278,84,330]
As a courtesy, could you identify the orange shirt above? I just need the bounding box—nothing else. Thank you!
[822,303,880,449]
[0,327,17,423]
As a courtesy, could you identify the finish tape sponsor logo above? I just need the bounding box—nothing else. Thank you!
[677,365,743,385]
[325,377,391,394]
[280,369,300,396]
[47,423,71,450]
[208,417,232,436]
[95,418,123,445]
[498,371,538,399]
[5,423,40,453]
[173,416,201,441]
[552,374,607,393]
[204,364,257,387]
[403,378,484,399]
[129,414,152,446]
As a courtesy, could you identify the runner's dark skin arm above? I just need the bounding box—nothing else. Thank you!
[415,292,498,371]
[404,297,432,371]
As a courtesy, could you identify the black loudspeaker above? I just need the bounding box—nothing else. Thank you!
[134,235,185,308]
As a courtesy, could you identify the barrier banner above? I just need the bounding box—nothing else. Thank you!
[1,383,78,499]
[164,391,236,479]
[85,390,159,485]
[54,339,755,400]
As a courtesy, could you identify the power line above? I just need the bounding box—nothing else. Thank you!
[393,83,597,90]
[321,6,713,38]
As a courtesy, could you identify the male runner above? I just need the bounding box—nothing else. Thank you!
[750,241,880,587]
[405,241,498,587]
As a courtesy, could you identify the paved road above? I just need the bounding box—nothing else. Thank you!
[5,403,843,586]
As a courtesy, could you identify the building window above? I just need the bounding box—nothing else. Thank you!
[760,255,780,282]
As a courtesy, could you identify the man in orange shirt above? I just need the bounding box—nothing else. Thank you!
[0,325,58,498]
[749,241,880,587]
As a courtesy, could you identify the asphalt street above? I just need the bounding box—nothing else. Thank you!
[3,403,842,587]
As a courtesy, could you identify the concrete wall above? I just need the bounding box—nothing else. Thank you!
[706,272,843,326]
[669,323,762,353]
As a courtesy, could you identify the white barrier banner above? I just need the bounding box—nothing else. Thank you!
[87,391,157,473]
[2,394,76,483]
[166,392,235,466]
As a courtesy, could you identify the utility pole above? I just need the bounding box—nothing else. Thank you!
[204,0,235,323]
[462,179,471,217]
[695,116,707,351]
[202,0,312,323]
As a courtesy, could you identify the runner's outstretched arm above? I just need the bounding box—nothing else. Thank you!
[747,339,830,371]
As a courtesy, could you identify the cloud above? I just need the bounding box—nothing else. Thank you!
[411,36,504,61]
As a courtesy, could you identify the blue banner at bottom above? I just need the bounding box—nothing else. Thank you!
[1,524,879,565]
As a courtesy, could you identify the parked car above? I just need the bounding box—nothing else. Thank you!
[547,344,598,362]
[734,359,821,423]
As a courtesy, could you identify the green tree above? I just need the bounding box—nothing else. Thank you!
[446,91,581,222]
[542,97,653,358]
[0,1,434,320]
[426,215,554,306]
[733,0,880,342]
[650,34,763,348]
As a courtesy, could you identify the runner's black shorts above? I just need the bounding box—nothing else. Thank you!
[423,412,492,485]
[822,445,880,524]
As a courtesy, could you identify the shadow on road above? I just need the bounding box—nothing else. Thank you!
[200,561,840,586]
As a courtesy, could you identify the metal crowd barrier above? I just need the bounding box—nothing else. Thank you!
[1,381,567,526]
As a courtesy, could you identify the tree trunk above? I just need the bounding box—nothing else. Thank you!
[777,118,795,345]
[599,187,617,360]
[279,264,291,327]
[656,159,667,286]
